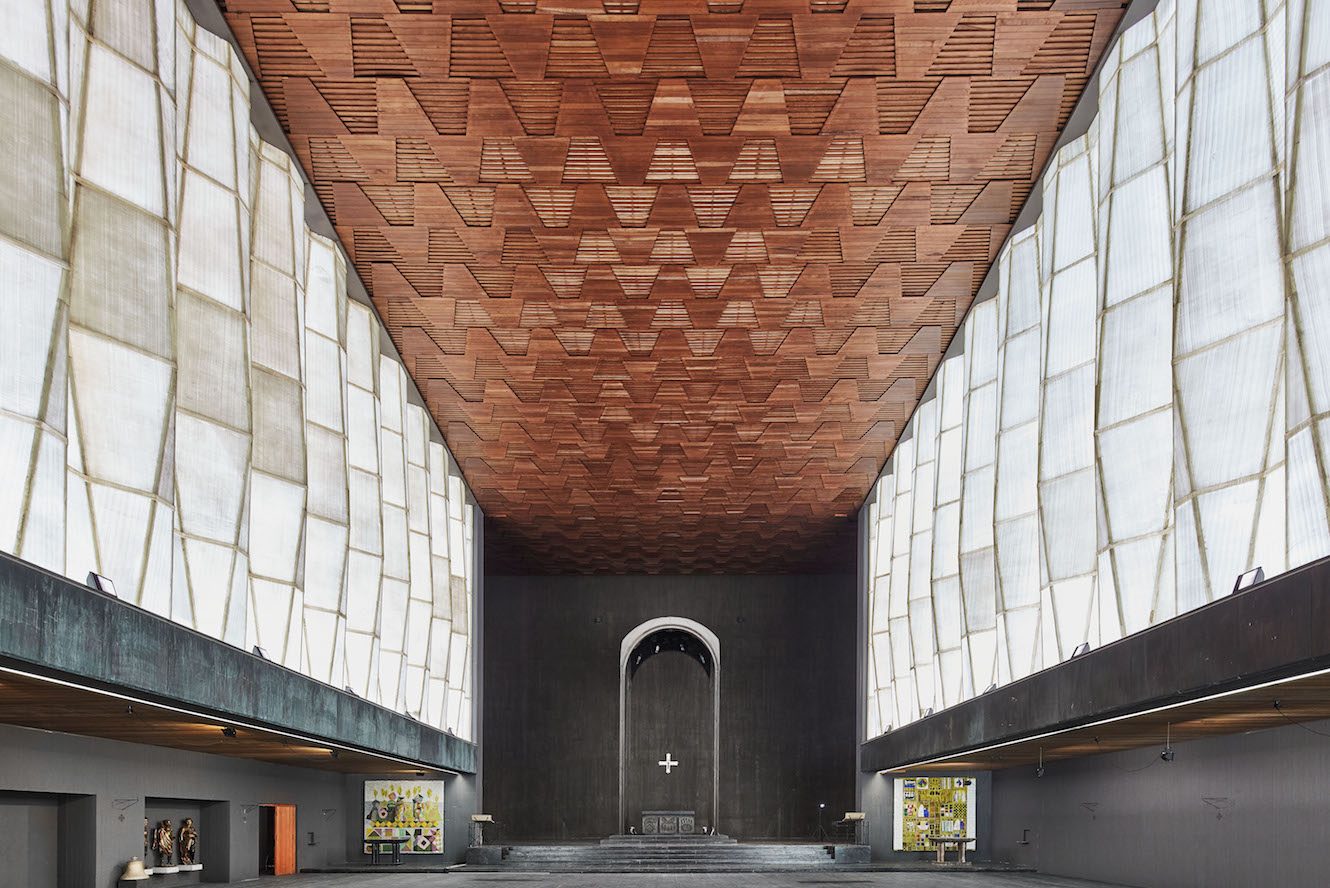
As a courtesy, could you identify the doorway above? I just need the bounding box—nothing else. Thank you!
[259,804,297,876]
[619,617,720,834]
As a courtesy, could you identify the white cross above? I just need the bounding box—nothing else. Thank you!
[658,753,679,774]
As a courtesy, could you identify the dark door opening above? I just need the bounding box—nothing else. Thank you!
[259,804,297,876]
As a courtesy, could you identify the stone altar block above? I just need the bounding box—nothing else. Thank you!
[642,811,695,835]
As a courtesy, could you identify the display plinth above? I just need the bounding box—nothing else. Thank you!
[152,866,179,875]
[178,864,203,872]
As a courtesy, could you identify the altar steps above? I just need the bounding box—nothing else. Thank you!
[465,838,871,872]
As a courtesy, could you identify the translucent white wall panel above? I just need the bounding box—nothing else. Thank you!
[0,7,68,574]
[344,302,383,701]
[301,234,349,686]
[67,4,176,615]
[1173,0,1286,605]
[0,0,481,741]
[1286,0,1330,566]
[172,17,252,645]
[426,442,455,730]
[994,229,1043,681]
[248,145,307,669]
[377,357,410,711]
[404,404,433,719]
[1039,136,1100,660]
[864,0,1330,739]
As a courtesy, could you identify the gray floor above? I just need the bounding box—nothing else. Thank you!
[229,875,1128,888]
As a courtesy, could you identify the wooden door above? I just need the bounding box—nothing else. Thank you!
[272,804,297,876]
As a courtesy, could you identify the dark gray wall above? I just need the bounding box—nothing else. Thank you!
[339,772,475,867]
[990,718,1330,888]
[0,792,59,888]
[0,724,479,888]
[856,771,993,863]
[0,723,346,888]
[483,574,857,841]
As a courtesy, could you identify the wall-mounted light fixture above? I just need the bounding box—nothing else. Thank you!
[86,572,117,598]
[1160,723,1175,762]
[1232,567,1265,593]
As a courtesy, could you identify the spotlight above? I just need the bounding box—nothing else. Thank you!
[1035,748,1045,779]
[329,750,340,759]
[222,726,237,738]
[1233,567,1265,594]
[1160,749,1175,762]
[1071,642,1091,658]
[86,572,118,598]
[1160,723,1175,762]
[1035,766,1045,779]
[983,683,997,694]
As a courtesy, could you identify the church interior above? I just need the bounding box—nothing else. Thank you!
[2,0,1329,886]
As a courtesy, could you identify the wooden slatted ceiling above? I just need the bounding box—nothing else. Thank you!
[221,0,1125,574]
[0,670,440,775]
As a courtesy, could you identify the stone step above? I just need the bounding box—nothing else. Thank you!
[505,850,829,856]
[471,840,870,872]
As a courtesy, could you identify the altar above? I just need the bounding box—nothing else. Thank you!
[641,810,695,835]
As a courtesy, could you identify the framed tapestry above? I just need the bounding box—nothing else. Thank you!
[364,779,445,854]
[892,776,976,852]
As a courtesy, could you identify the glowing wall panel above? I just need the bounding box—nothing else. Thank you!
[865,0,1330,737]
[0,0,480,740]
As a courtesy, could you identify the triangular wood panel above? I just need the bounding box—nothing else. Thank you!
[226,0,1126,572]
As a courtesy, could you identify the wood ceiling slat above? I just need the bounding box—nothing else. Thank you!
[223,0,1127,574]
[0,672,437,776]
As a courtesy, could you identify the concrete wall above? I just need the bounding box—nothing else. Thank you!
[0,723,345,887]
[339,772,475,868]
[0,724,480,887]
[990,718,1330,888]
[856,771,993,864]
[483,575,857,841]
[0,792,59,888]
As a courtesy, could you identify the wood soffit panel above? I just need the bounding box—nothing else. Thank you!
[0,669,444,775]
[883,670,1330,774]
[220,0,1126,573]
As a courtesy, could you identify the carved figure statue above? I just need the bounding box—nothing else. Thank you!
[154,820,174,866]
[178,818,198,866]
[144,818,150,859]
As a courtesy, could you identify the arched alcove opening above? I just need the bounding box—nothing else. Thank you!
[618,617,720,834]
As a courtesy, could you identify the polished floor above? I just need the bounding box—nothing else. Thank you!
[231,874,1128,888]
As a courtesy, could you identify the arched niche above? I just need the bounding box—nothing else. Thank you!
[618,616,721,833]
